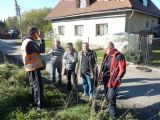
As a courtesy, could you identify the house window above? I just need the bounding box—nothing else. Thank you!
[58,26,64,35]
[158,18,160,24]
[75,25,84,36]
[146,21,149,28]
[96,24,108,36]
[152,20,155,28]
[143,0,148,7]
[80,0,87,8]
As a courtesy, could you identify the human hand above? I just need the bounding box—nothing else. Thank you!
[38,29,45,39]
[117,78,121,83]
[62,68,66,76]
[48,48,52,54]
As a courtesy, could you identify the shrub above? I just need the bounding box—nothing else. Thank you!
[0,63,19,79]
[54,104,90,120]
[124,49,142,64]
[118,112,138,120]
[75,39,83,51]
[10,108,54,120]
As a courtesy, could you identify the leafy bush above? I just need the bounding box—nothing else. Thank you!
[8,69,28,87]
[118,112,138,120]
[124,50,142,64]
[0,63,19,79]
[9,108,54,120]
[75,39,83,51]
[54,104,90,120]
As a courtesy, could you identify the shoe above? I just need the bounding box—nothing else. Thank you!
[37,106,42,110]
[37,107,41,110]
[82,93,87,96]
[109,117,116,120]
[58,81,62,86]
[89,96,93,101]
[37,104,43,110]
[51,80,56,85]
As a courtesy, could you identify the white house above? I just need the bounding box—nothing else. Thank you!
[45,0,160,46]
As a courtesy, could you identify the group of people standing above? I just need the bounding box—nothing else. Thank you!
[21,26,126,118]
[48,40,97,101]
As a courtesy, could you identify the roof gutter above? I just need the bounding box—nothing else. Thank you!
[127,10,134,33]
[129,10,134,19]
[133,9,160,18]
[45,8,131,20]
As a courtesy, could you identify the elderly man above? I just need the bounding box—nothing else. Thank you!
[63,43,78,92]
[100,41,126,118]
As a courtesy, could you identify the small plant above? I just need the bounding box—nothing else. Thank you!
[124,49,142,64]
[54,104,90,120]
[0,63,19,79]
[75,39,83,51]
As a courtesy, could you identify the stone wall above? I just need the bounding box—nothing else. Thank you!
[89,34,140,52]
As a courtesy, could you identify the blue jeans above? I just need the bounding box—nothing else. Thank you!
[82,73,94,97]
[50,60,62,83]
[107,88,117,117]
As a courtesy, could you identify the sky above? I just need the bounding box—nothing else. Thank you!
[0,0,160,21]
[0,0,59,20]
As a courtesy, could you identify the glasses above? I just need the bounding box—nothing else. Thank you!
[67,46,71,48]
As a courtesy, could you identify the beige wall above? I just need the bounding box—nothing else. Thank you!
[126,11,159,33]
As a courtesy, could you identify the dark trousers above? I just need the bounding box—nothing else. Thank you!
[50,60,62,83]
[66,69,77,92]
[107,87,117,117]
[28,69,43,108]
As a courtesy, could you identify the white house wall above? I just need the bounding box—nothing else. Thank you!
[52,15,126,47]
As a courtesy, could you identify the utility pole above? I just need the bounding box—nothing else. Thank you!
[14,0,22,39]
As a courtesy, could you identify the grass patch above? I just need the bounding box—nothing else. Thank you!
[96,50,105,58]
[149,40,160,67]
[45,40,53,50]
[0,63,139,120]
[96,50,105,65]
[55,104,90,120]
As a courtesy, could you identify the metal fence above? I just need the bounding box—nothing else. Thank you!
[139,36,160,66]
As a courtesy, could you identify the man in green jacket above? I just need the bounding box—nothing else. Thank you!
[76,42,97,101]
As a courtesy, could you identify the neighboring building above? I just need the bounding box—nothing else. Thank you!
[45,0,160,45]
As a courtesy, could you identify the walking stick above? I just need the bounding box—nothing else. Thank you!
[75,72,79,105]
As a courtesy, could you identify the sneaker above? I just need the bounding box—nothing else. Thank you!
[82,93,87,96]
[37,107,41,110]
[89,96,93,101]
[50,82,56,87]
[58,81,62,86]
[37,105,43,110]
[51,81,56,85]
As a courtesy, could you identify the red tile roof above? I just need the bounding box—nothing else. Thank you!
[45,0,160,20]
